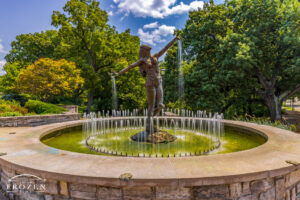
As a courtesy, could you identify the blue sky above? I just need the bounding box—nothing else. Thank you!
[0,0,224,72]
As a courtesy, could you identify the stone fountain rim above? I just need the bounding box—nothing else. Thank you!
[0,117,299,187]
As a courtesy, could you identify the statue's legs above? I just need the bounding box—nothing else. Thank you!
[146,85,155,134]
[153,78,164,116]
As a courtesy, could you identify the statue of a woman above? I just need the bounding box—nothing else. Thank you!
[114,37,179,134]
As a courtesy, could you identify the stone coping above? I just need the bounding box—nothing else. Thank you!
[0,113,80,119]
[0,117,300,187]
[0,113,81,127]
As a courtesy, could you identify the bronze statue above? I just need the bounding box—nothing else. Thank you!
[114,37,179,136]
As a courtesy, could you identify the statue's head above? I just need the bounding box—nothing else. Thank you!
[139,44,151,59]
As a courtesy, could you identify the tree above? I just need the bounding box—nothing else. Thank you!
[173,0,300,121]
[0,62,23,93]
[222,0,300,121]
[52,0,145,112]
[1,30,61,94]
[5,30,60,66]
[15,58,84,102]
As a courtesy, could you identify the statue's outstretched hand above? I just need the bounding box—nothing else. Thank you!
[111,71,119,77]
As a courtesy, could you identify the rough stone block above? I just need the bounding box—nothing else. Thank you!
[123,186,154,200]
[70,183,96,193]
[286,169,300,188]
[250,179,273,194]
[19,190,44,200]
[194,185,229,199]
[45,194,53,200]
[59,181,68,197]
[70,190,96,200]
[8,192,14,200]
[259,188,275,200]
[238,194,258,200]
[275,178,285,200]
[296,182,300,194]
[242,182,251,195]
[1,167,15,178]
[53,195,70,200]
[46,180,59,195]
[156,186,191,199]
[291,188,296,200]
[286,189,291,200]
[230,183,242,198]
[97,187,122,200]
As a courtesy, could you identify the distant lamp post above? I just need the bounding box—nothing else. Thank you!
[161,67,165,88]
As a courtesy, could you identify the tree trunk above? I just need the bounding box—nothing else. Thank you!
[266,95,282,122]
[87,91,94,113]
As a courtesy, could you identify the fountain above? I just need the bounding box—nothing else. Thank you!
[83,109,223,157]
[81,38,225,157]
[39,39,267,158]
[111,75,117,110]
[178,39,184,107]
[112,37,181,144]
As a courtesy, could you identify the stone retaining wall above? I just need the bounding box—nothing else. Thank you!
[0,114,81,127]
[1,165,300,200]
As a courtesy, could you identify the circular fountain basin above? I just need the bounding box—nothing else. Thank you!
[41,125,265,157]
[1,118,300,200]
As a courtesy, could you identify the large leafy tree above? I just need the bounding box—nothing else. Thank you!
[172,0,300,121]
[223,0,300,121]
[51,0,145,112]
[15,58,84,102]
[5,30,60,66]
[1,30,61,93]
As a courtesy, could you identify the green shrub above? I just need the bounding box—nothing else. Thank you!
[234,116,291,130]
[290,125,298,132]
[0,99,28,116]
[0,112,23,117]
[25,100,67,114]
[1,93,28,106]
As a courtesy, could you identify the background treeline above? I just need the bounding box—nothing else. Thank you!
[0,0,299,122]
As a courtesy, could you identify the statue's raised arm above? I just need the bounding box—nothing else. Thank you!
[115,59,143,76]
[153,37,179,58]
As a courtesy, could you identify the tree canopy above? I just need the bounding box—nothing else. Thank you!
[15,58,84,102]
[51,0,145,111]
[164,0,300,121]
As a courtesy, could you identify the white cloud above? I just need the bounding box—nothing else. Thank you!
[108,11,114,16]
[138,24,175,46]
[0,60,6,75]
[114,0,204,18]
[0,39,7,54]
[143,22,159,29]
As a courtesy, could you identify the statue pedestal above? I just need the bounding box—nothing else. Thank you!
[131,130,177,144]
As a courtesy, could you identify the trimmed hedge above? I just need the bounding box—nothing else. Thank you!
[25,100,67,114]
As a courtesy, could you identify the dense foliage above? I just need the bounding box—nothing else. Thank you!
[14,58,84,102]
[0,99,28,117]
[1,93,28,106]
[25,100,67,114]
[51,0,146,111]
[164,0,300,121]
[1,0,146,113]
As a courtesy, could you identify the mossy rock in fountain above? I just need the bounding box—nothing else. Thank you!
[131,130,177,143]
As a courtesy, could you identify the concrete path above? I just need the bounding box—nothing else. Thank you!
[0,127,29,137]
